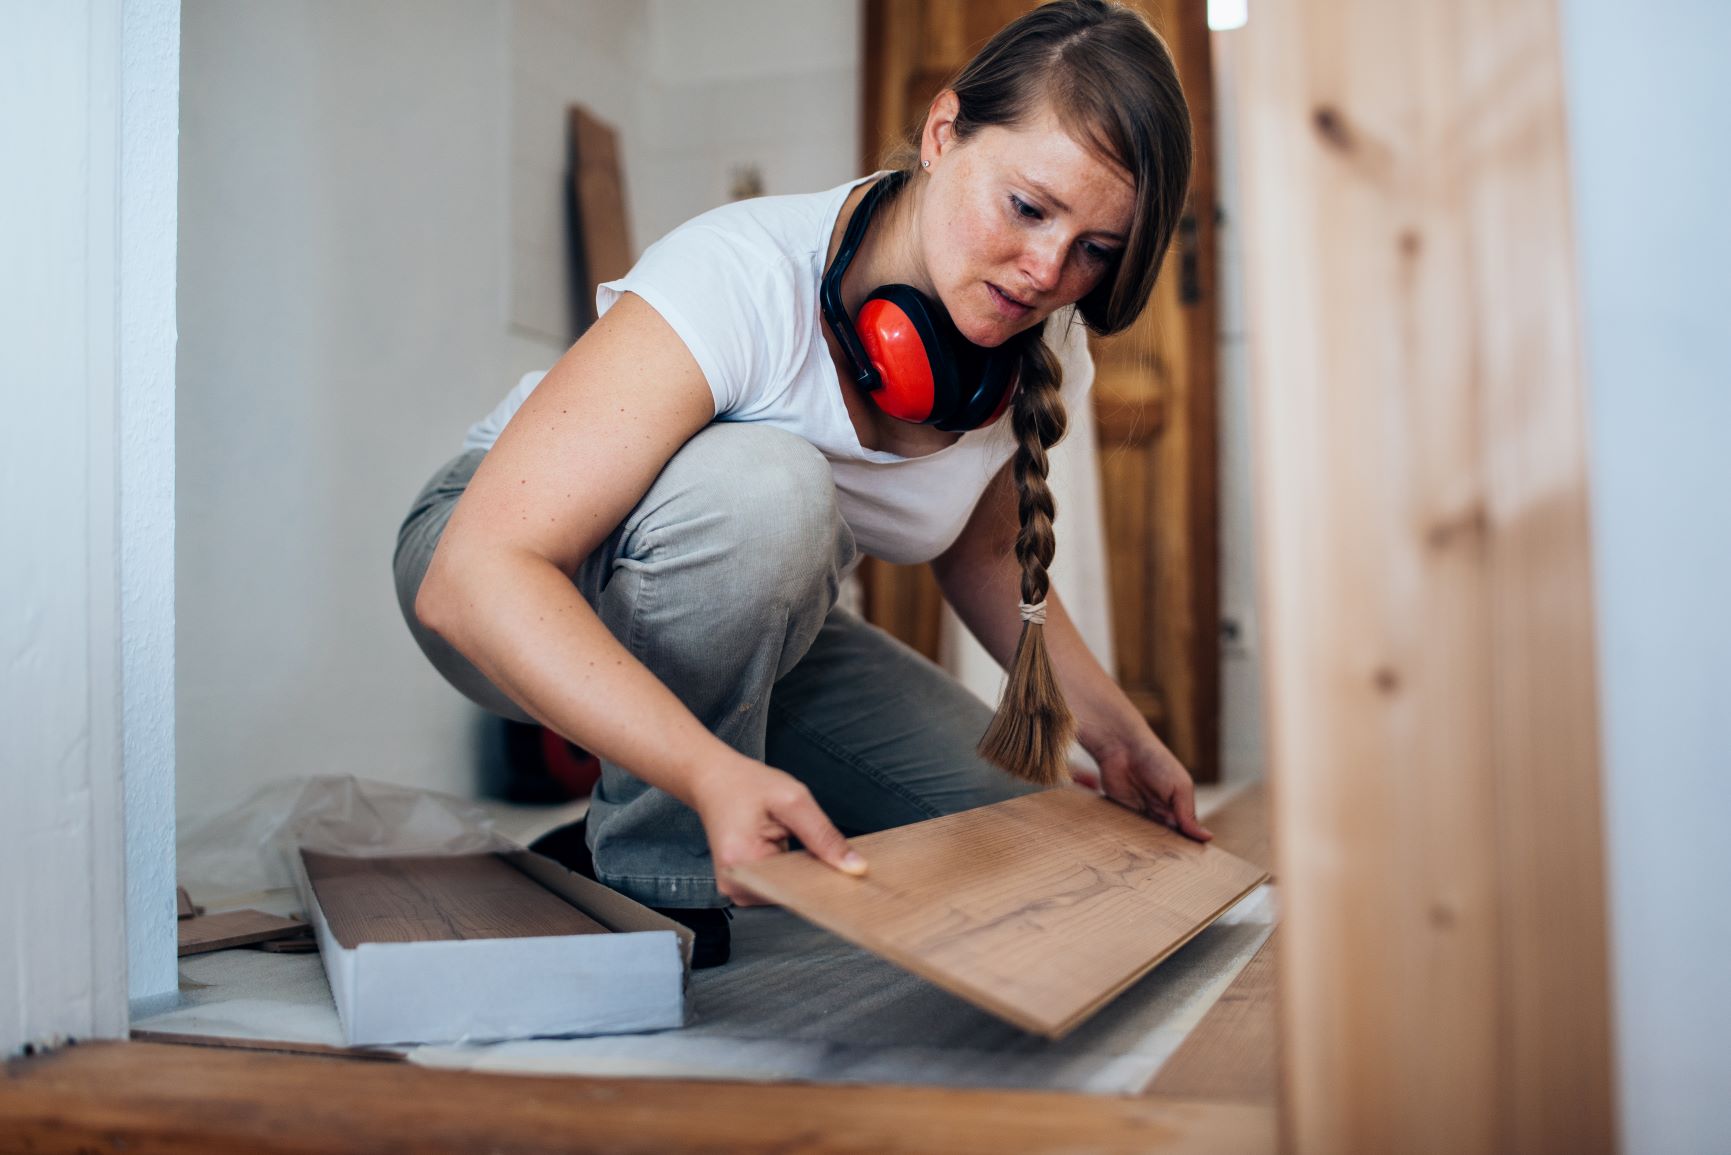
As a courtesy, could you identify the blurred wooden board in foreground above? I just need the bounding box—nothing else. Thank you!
[0,1040,1276,1154]
[730,789,1266,1039]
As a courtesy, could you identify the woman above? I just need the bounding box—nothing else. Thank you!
[397,0,1210,967]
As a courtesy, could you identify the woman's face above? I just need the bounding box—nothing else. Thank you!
[917,93,1136,348]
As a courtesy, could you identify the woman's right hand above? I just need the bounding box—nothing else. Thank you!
[692,757,868,906]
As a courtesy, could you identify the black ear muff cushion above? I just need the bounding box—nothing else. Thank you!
[937,346,1018,433]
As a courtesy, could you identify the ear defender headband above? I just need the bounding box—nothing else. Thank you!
[820,170,1018,433]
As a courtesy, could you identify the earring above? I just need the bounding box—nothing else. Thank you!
[921,160,930,169]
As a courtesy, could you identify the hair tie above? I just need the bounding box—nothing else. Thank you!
[1018,600,1048,626]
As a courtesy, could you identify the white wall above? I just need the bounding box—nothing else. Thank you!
[178,1,549,817]
[635,0,861,245]
[507,1,647,343]
[119,0,183,1015]
[177,1,860,819]
[505,0,861,345]
[1562,1,1731,1150]
[1,0,179,1052]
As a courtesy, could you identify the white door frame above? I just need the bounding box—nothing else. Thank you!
[0,0,179,1056]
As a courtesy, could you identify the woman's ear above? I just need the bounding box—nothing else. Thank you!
[920,89,962,166]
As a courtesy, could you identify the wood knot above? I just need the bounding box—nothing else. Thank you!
[1312,104,1356,152]
[1426,504,1490,550]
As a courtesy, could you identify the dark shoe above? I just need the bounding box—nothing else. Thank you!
[528,816,596,880]
[649,905,732,969]
[529,816,732,968]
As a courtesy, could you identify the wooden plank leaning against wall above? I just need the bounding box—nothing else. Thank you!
[860,0,1222,781]
[1232,0,1615,1151]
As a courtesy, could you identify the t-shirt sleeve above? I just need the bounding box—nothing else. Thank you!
[595,224,794,418]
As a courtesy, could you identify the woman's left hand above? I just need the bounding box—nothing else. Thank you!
[1086,730,1213,843]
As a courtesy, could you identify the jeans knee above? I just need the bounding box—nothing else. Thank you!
[753,456,848,593]
[651,424,853,600]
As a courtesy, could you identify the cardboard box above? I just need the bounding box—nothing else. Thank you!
[292,847,693,1047]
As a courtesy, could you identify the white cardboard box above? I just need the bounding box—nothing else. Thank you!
[292,847,693,1047]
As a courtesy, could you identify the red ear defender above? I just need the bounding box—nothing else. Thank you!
[857,297,936,423]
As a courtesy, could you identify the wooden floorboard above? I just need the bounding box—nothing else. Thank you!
[1201,781,1272,878]
[730,790,1268,1038]
[0,1041,1275,1154]
[1145,929,1280,1102]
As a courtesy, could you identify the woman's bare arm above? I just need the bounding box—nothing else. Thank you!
[415,294,865,899]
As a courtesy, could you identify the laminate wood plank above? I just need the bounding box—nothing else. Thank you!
[1145,929,1278,1102]
[1233,0,1614,1148]
[1201,780,1271,877]
[0,1041,1275,1155]
[730,790,1267,1039]
[300,852,608,949]
[567,105,631,332]
[176,909,309,957]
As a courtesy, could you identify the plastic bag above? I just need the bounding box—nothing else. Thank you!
[177,775,516,903]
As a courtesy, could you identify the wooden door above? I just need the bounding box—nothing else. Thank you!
[860,0,1221,781]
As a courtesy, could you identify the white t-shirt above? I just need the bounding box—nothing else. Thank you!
[463,174,1096,565]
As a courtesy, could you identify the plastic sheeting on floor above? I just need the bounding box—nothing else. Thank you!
[138,884,1275,1095]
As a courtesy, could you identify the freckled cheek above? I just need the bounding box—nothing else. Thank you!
[1062,263,1107,306]
[939,222,996,300]
[965,224,1022,291]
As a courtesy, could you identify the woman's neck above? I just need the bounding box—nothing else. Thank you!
[823,173,959,459]
[837,175,929,315]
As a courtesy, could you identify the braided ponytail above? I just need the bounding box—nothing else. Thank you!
[977,336,1075,786]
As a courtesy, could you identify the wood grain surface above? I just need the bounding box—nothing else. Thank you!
[0,1041,1275,1155]
[176,909,309,957]
[729,790,1267,1038]
[1145,929,1278,1102]
[300,852,608,949]
[1234,0,1615,1147]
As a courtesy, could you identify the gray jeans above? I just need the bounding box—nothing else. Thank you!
[394,423,1038,908]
